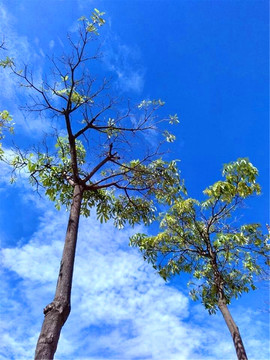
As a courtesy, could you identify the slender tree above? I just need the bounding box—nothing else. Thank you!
[131,158,270,360]
[6,10,182,360]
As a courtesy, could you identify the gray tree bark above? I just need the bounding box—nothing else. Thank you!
[218,298,248,360]
[34,184,83,360]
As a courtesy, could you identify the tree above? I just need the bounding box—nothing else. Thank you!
[131,158,270,360]
[5,10,181,360]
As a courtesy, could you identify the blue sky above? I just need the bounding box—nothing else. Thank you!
[0,0,269,359]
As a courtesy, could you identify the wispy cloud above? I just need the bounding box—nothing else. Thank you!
[49,40,55,49]
[0,3,40,94]
[76,0,96,12]
[0,2,55,137]
[69,0,145,94]
[103,36,145,94]
[1,195,269,359]
[1,206,189,359]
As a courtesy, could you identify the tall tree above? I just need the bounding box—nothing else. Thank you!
[131,158,269,360]
[7,10,181,360]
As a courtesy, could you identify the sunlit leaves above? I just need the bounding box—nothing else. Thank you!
[117,158,181,206]
[54,87,92,105]
[169,114,179,124]
[0,56,14,68]
[61,75,69,82]
[79,9,106,35]
[55,136,86,165]
[223,158,261,196]
[203,181,236,203]
[0,51,15,158]
[163,130,176,143]
[10,136,86,206]
[11,132,182,229]
[0,110,14,159]
[138,99,165,109]
[105,118,120,139]
[202,159,261,208]
[0,110,14,134]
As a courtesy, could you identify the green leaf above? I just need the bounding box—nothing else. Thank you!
[169,114,179,124]
[163,130,176,143]
[61,75,69,82]
[0,56,14,68]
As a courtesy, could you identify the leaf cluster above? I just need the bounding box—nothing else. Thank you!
[0,45,15,158]
[0,110,14,159]
[78,9,106,35]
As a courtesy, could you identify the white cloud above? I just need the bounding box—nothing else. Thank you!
[0,2,58,137]
[103,37,145,94]
[0,3,40,95]
[67,0,145,95]
[116,68,144,94]
[49,40,55,49]
[1,198,269,360]
[76,0,95,11]
[1,207,189,359]
[57,36,65,49]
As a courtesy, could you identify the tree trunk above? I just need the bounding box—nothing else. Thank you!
[218,298,248,360]
[35,184,83,360]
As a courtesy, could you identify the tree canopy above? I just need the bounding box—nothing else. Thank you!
[131,158,269,313]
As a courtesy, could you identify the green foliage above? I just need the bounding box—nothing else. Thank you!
[105,118,121,139]
[138,99,165,109]
[0,110,14,133]
[55,136,86,166]
[0,48,15,158]
[0,56,14,68]
[11,135,182,229]
[118,158,182,204]
[169,114,179,125]
[54,87,92,105]
[11,137,86,204]
[78,8,105,35]
[0,110,14,159]
[131,158,270,313]
[163,130,176,143]
[203,158,261,207]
